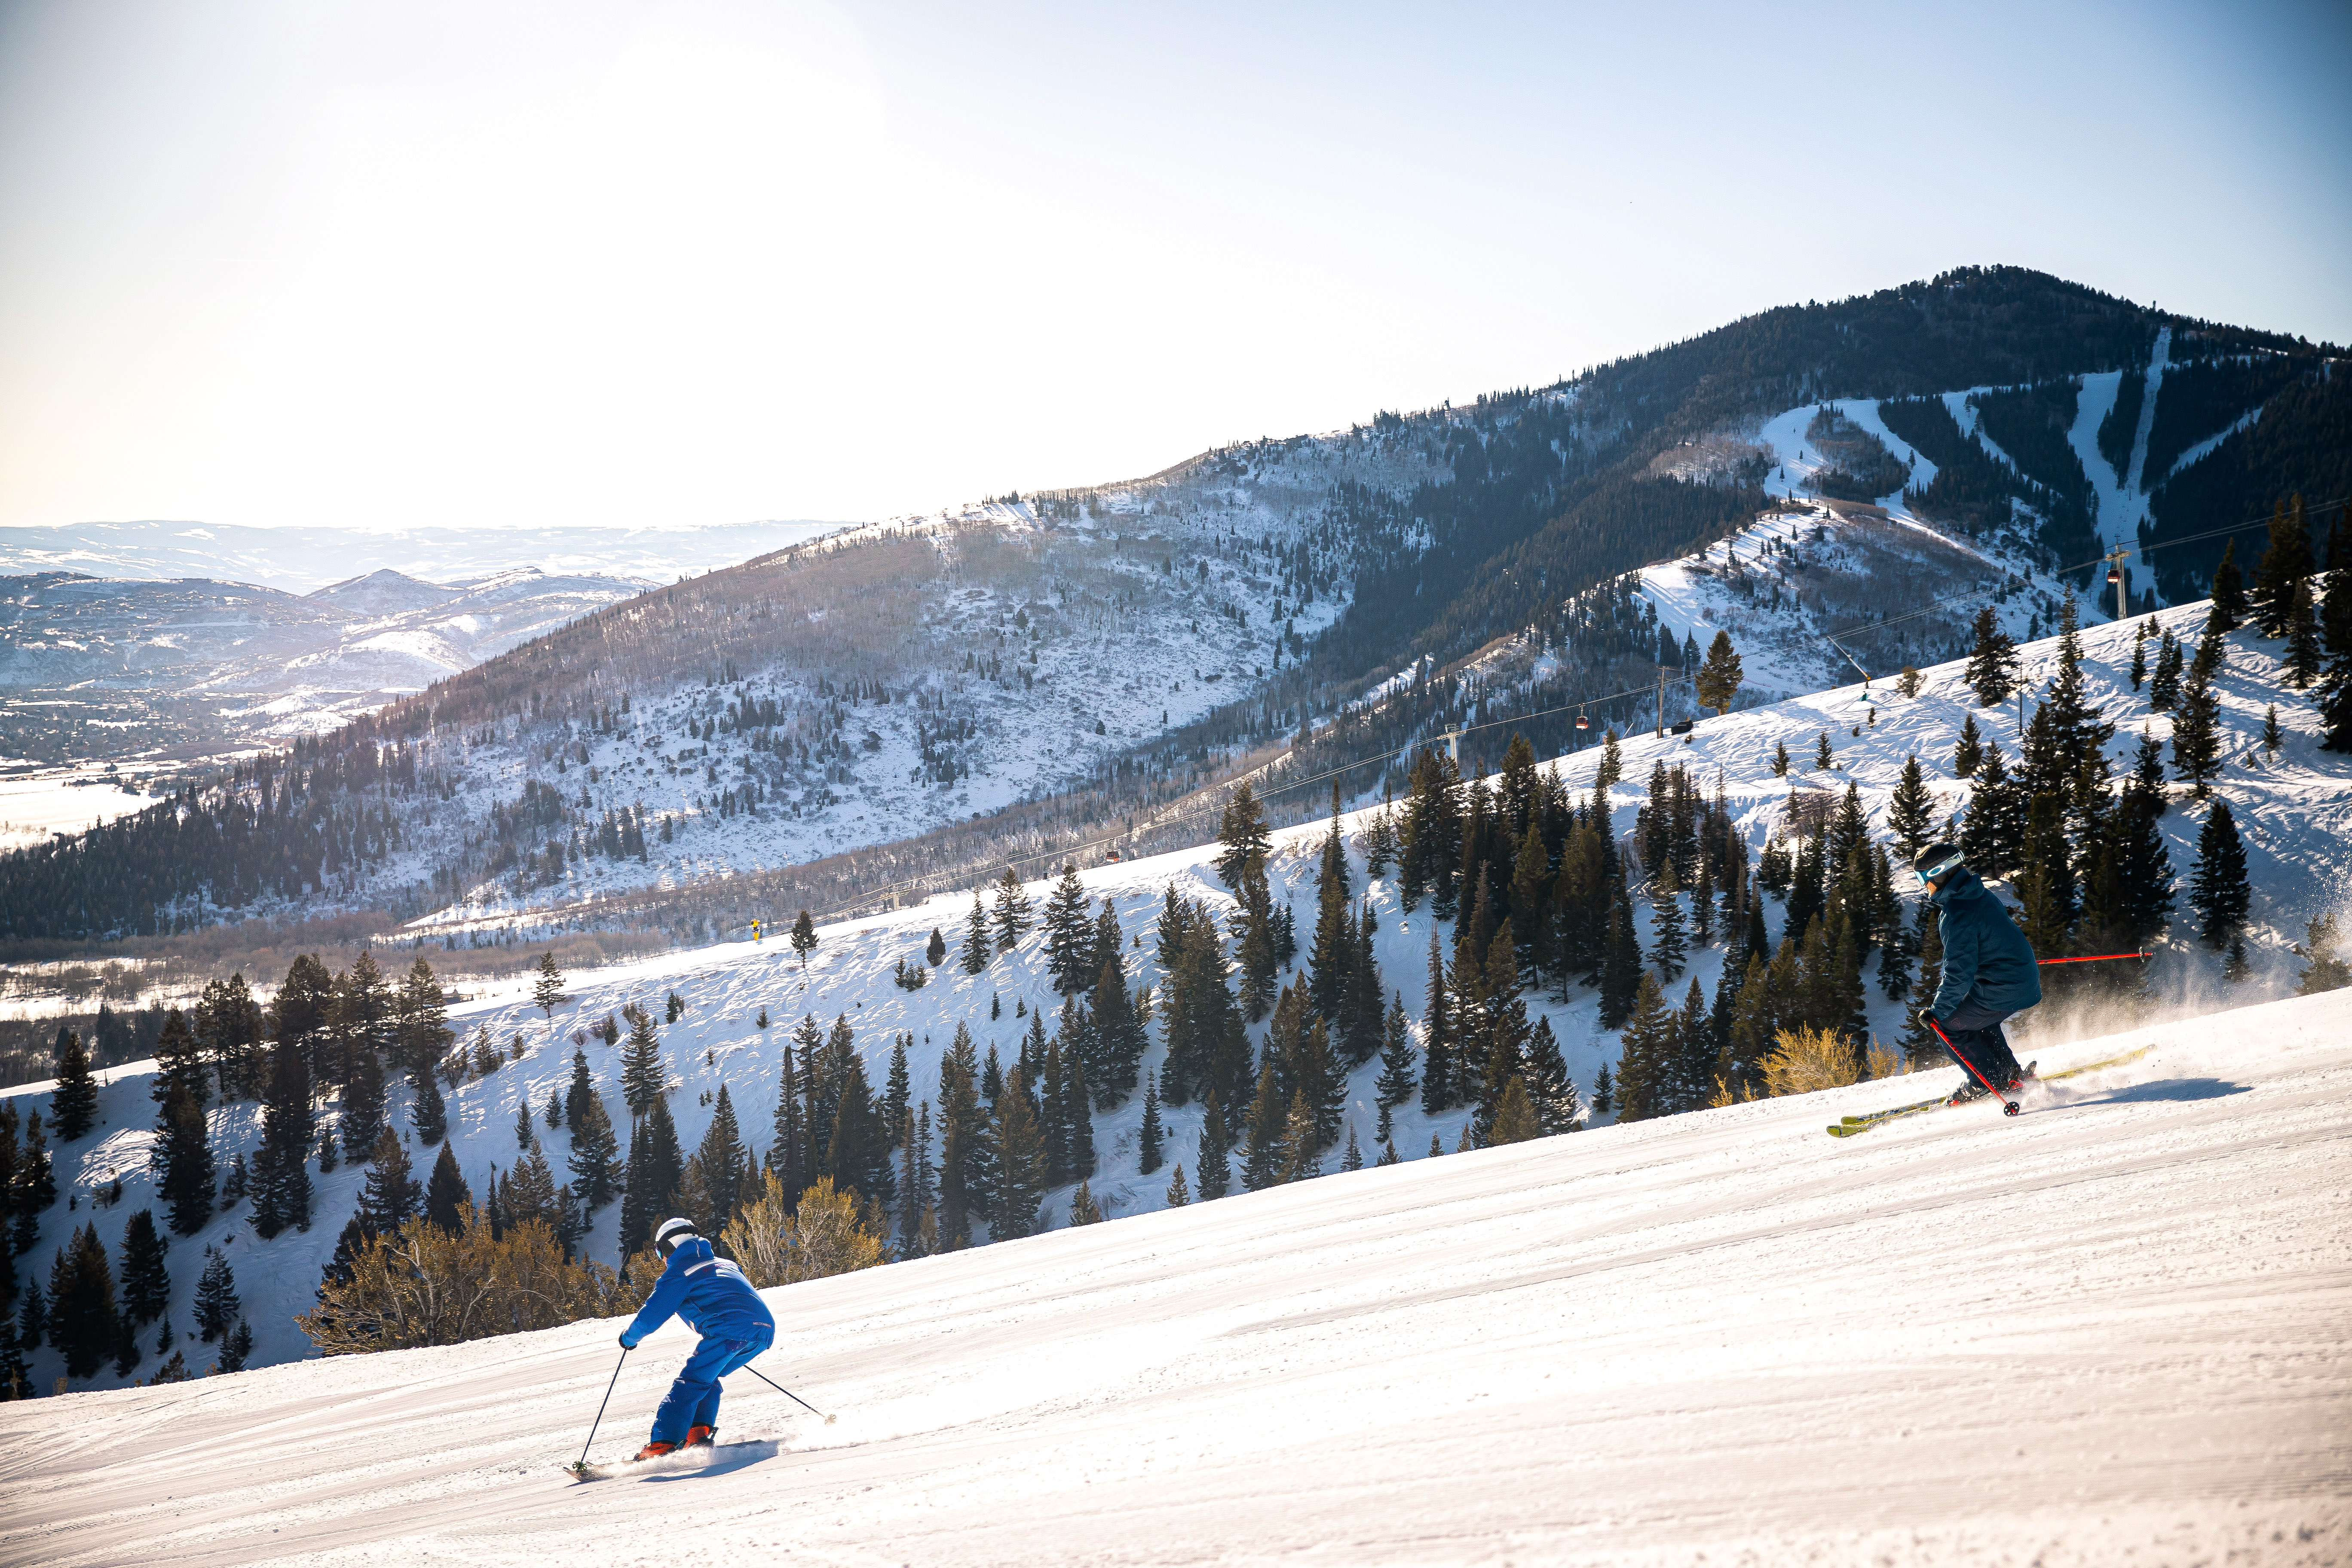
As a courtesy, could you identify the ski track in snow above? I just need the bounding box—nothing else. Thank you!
[2,993,2346,1567]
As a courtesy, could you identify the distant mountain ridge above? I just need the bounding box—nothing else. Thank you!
[0,518,847,594]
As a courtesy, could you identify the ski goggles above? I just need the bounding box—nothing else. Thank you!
[1914,849,1964,885]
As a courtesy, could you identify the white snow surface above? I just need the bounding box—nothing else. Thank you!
[5,990,2347,1567]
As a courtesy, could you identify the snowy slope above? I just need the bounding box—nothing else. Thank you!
[7,589,2347,1395]
[4,989,2346,1568]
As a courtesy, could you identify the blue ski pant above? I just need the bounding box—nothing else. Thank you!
[1938,996,2025,1089]
[650,1321,774,1444]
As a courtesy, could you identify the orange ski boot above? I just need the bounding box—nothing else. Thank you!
[684,1424,717,1449]
[631,1440,679,1462]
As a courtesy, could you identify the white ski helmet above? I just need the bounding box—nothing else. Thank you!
[654,1217,698,1256]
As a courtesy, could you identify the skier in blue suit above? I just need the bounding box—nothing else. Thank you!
[1915,842,2041,1105]
[619,1216,776,1459]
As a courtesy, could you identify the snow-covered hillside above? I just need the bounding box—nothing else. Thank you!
[7,588,2346,1398]
[6,989,2346,1567]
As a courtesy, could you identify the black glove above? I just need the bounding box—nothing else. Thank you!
[618,1334,632,1350]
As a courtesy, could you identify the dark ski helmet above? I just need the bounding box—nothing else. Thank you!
[1912,843,1964,885]
[654,1217,699,1257]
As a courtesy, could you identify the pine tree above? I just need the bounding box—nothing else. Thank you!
[1522,1016,1582,1133]
[425,1142,472,1232]
[1241,1059,1286,1191]
[1648,891,1687,982]
[532,952,567,1023]
[409,1070,447,1145]
[1815,732,1834,771]
[2317,511,2352,752]
[2130,619,2150,690]
[2285,581,2323,688]
[567,1087,622,1210]
[1137,1070,1164,1175]
[696,1085,747,1227]
[250,1041,314,1238]
[1278,1086,1322,1183]
[787,908,819,970]
[1043,864,1092,993]
[990,1068,1048,1238]
[360,1127,422,1231]
[48,1029,98,1142]
[2149,628,2184,710]
[2223,932,2251,983]
[1772,738,1791,778]
[620,1008,666,1116]
[1374,992,1418,1111]
[619,1096,685,1256]
[2188,799,2251,950]
[1308,787,1354,1023]
[1488,1079,1539,1145]
[391,957,453,1078]
[1194,1089,1231,1200]
[2293,912,2351,995]
[1959,744,2028,879]
[1614,974,1672,1122]
[1695,630,1743,714]
[1341,1121,1363,1171]
[193,1248,240,1343]
[1599,896,1642,1029]
[342,1043,387,1160]
[152,1006,207,1111]
[991,869,1033,954]
[1213,780,1272,891]
[1164,1163,1190,1207]
[50,1223,119,1379]
[153,1084,214,1237]
[1418,933,1454,1115]
[117,1210,170,1325]
[2172,633,2225,799]
[2250,497,2315,637]
[1965,606,2022,706]
[961,889,993,974]
[2208,538,2246,632]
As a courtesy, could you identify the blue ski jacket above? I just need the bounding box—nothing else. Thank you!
[619,1237,775,1348]
[1929,865,2042,1021]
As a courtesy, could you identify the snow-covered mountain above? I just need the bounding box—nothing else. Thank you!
[6,587,2345,1400]
[0,519,843,596]
[5,988,2344,1565]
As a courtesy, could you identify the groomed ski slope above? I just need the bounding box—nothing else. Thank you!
[6,990,2347,1568]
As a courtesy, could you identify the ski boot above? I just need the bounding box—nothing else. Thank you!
[1944,1077,1990,1107]
[631,1440,679,1462]
[685,1424,717,1449]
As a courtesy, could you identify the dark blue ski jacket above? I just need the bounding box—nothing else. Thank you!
[1929,865,2042,1020]
[619,1237,774,1348]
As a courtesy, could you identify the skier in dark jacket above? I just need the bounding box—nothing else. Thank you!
[619,1216,776,1459]
[1915,843,2040,1105]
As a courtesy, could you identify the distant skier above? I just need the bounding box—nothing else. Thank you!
[618,1217,776,1460]
[1913,843,2040,1105]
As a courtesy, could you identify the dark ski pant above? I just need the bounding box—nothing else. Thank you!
[651,1321,774,1444]
[1938,995,2026,1091]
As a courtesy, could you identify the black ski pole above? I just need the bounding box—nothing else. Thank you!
[740,1363,838,1424]
[571,1347,628,1474]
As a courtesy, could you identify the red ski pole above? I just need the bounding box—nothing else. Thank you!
[1927,1017,2021,1118]
[2035,951,2151,966]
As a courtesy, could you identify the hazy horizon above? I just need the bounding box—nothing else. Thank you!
[3,0,2346,535]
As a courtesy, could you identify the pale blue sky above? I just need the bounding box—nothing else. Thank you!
[0,0,2344,532]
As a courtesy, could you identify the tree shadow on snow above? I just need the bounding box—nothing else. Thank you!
[2067,1077,2250,1109]
[642,1439,782,1482]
